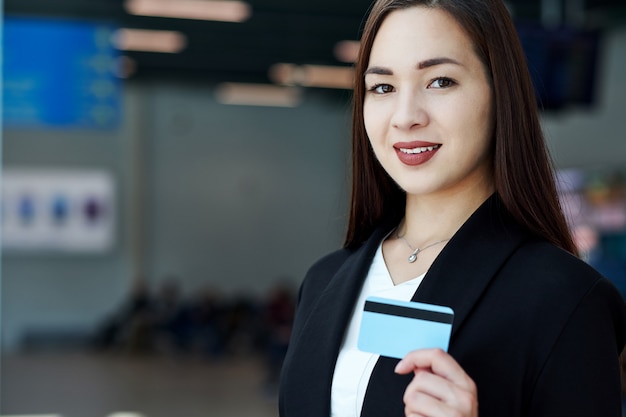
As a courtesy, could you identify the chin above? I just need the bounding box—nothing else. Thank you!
[398,184,441,197]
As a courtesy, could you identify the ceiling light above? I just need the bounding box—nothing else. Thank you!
[302,65,354,89]
[215,83,302,107]
[269,63,354,90]
[334,40,360,63]
[269,63,305,86]
[125,0,251,23]
[113,28,187,53]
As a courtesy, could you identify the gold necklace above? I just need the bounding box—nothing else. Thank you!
[396,232,451,263]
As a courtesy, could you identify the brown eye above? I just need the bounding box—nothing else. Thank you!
[429,78,455,88]
[370,84,394,94]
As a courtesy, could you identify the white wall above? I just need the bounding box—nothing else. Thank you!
[141,82,351,295]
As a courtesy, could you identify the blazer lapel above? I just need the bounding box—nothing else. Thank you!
[281,225,392,416]
[362,195,531,417]
[414,194,530,338]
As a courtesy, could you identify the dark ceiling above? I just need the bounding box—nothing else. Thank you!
[5,0,626,84]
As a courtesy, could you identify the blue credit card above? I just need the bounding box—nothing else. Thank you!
[357,296,454,359]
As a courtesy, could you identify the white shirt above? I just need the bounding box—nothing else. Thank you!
[330,243,426,417]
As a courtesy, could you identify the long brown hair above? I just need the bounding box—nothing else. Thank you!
[344,0,577,255]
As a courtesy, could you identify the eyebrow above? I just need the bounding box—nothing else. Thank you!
[418,57,462,69]
[364,66,393,76]
[364,57,463,76]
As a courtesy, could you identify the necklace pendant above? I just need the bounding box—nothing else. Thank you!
[408,253,417,263]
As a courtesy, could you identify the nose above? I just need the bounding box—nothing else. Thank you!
[391,91,428,130]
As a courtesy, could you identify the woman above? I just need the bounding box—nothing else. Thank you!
[279,0,626,416]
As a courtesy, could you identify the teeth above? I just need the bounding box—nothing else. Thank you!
[399,144,440,154]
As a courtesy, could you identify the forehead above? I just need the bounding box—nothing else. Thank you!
[369,6,476,65]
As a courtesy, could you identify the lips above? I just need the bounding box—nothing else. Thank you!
[393,141,441,166]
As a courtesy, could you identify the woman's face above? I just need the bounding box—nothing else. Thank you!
[363,6,494,199]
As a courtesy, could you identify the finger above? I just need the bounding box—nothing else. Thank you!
[395,349,476,392]
[406,368,475,410]
[406,368,450,402]
[403,386,459,417]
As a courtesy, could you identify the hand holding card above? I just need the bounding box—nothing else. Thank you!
[357,296,454,359]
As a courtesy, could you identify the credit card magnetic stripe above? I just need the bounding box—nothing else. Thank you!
[363,300,454,324]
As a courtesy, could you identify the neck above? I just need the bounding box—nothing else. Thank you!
[400,185,494,243]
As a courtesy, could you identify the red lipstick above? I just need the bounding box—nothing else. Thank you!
[393,141,441,166]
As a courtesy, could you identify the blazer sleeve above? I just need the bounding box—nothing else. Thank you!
[528,277,626,416]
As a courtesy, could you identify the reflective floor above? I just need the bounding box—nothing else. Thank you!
[0,352,278,417]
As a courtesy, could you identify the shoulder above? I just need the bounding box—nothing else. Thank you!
[298,248,353,301]
[479,237,626,339]
[510,240,605,291]
[500,239,626,343]
[306,248,353,279]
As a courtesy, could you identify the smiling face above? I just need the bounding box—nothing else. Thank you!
[363,6,495,200]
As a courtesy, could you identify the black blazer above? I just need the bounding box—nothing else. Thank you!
[280,195,626,417]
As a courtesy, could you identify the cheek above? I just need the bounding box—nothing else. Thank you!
[465,90,494,153]
[363,103,379,142]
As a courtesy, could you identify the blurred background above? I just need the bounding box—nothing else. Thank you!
[0,0,625,416]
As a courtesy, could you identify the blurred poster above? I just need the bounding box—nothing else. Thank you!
[3,16,121,130]
[1,168,115,253]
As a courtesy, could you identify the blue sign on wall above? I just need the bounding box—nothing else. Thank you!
[3,16,122,130]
